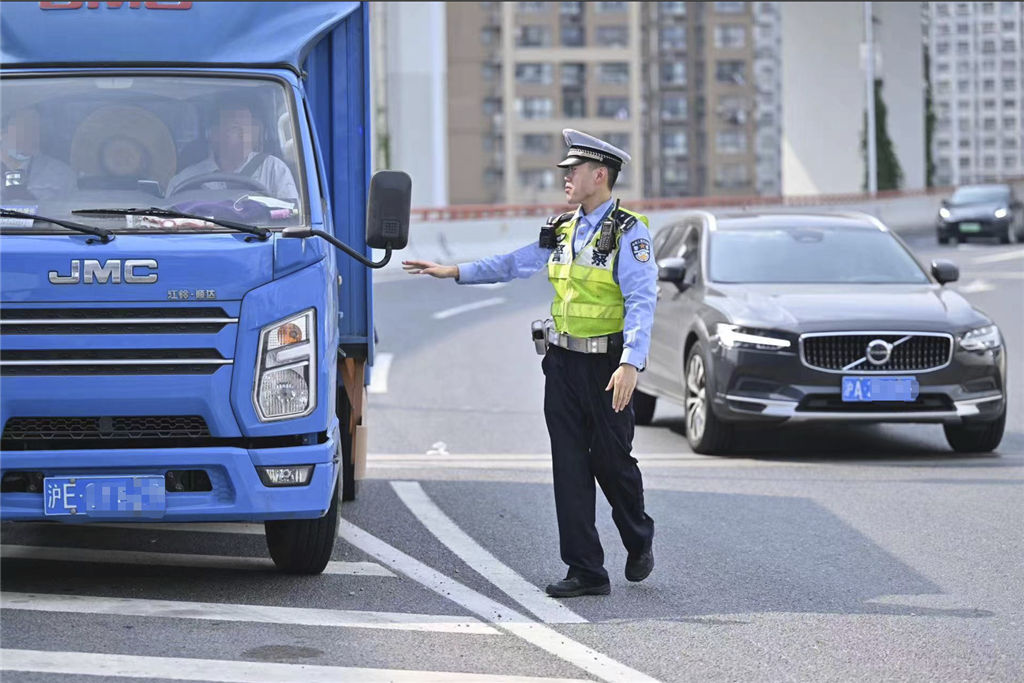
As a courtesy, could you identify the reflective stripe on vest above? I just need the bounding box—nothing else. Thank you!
[546,207,647,338]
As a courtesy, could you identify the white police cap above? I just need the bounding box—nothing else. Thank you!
[556,129,631,171]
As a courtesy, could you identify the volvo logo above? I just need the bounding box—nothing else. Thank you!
[48,259,158,285]
[866,339,893,366]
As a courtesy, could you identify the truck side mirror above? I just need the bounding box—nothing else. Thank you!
[366,170,411,251]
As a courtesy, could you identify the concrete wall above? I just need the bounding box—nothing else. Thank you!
[780,2,927,196]
[379,2,448,208]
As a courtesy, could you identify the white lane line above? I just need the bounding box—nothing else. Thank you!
[0,649,591,683]
[1,592,498,635]
[369,352,394,394]
[392,481,586,625]
[957,279,998,294]
[971,247,1024,264]
[338,518,662,683]
[0,545,394,577]
[432,297,506,320]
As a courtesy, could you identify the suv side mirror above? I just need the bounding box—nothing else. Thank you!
[931,259,959,285]
[366,170,411,250]
[658,257,687,291]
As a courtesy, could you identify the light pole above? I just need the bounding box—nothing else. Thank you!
[864,1,878,195]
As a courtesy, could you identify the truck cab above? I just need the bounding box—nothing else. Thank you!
[0,1,409,574]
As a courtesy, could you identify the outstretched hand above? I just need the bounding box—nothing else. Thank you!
[606,363,638,413]
[402,260,459,279]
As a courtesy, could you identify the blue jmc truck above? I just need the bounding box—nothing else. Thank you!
[0,2,410,574]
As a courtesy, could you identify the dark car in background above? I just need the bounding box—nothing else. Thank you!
[634,210,1007,455]
[936,183,1024,244]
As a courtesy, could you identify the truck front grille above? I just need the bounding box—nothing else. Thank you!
[3,415,210,441]
[0,349,231,376]
[800,333,953,373]
[0,307,235,335]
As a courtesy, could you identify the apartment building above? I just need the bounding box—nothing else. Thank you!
[446,1,782,204]
[926,1,1024,186]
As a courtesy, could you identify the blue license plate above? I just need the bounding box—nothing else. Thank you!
[842,376,919,402]
[44,476,166,518]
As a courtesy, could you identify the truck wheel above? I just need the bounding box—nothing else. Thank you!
[265,475,339,575]
[633,390,657,426]
[943,409,1006,453]
[683,342,733,455]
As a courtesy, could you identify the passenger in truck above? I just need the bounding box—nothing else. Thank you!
[0,106,76,201]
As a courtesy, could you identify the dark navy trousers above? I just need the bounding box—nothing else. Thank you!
[542,345,655,583]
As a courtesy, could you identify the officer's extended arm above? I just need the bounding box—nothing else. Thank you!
[453,241,552,285]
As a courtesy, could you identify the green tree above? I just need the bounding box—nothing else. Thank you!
[861,78,904,192]
[923,47,936,188]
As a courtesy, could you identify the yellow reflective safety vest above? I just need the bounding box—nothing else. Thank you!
[547,206,649,338]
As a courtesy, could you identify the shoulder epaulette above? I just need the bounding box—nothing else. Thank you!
[614,208,639,233]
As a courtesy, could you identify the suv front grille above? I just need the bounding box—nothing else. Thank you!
[801,333,953,373]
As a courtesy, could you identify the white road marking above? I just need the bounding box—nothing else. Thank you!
[432,297,506,320]
[1,592,498,635]
[367,453,808,471]
[957,279,997,294]
[971,247,1024,264]
[338,519,662,683]
[0,649,591,683]
[368,352,394,394]
[0,545,394,577]
[391,481,586,625]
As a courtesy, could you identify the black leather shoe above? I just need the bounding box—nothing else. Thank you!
[625,549,654,582]
[545,576,611,598]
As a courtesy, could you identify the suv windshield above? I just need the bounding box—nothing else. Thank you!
[950,185,1009,205]
[709,225,931,284]
[0,75,306,234]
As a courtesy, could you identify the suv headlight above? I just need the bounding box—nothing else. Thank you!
[939,207,951,220]
[994,207,1009,219]
[253,309,317,421]
[960,324,1002,352]
[716,323,792,350]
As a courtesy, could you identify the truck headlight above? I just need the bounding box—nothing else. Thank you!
[253,309,317,421]
[960,324,1002,352]
[716,323,792,350]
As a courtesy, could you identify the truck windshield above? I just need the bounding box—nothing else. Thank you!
[0,75,307,235]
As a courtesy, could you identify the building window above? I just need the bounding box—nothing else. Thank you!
[958,60,972,73]
[717,95,747,124]
[518,2,548,12]
[715,163,750,188]
[563,95,586,118]
[984,117,998,131]
[1004,117,1018,129]
[595,1,627,11]
[714,24,746,49]
[1004,98,1018,109]
[1005,155,1019,168]
[1003,77,1017,91]
[983,58,997,72]
[561,25,585,47]
[984,156,997,169]
[984,99,997,110]
[937,23,951,36]
[663,162,689,185]
[660,26,687,50]
[519,169,557,190]
[961,79,974,93]
[598,62,630,84]
[483,168,503,189]
[516,96,553,120]
[560,2,582,15]
[982,2,996,13]
[936,41,950,55]
[961,138,973,149]
[597,97,630,119]
[562,63,586,87]
[937,3,950,17]
[516,63,553,85]
[661,61,687,86]
[1002,59,1017,71]
[1003,40,1019,52]
[936,61,951,75]
[481,27,500,46]
[482,98,502,116]
[981,40,996,53]
[955,3,970,16]
[957,22,971,34]
[595,25,629,46]
[716,130,748,154]
[661,2,686,16]
[482,63,501,82]
[661,95,688,121]
[714,1,745,13]
[716,60,746,85]
[1003,1,1016,14]
[662,131,688,155]
[522,134,554,154]
[516,25,551,47]
[959,118,971,132]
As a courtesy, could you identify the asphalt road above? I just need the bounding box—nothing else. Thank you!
[2,234,1022,682]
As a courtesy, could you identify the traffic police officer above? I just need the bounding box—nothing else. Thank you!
[403,130,657,598]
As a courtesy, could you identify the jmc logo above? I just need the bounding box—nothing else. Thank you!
[40,2,192,10]
[49,260,159,285]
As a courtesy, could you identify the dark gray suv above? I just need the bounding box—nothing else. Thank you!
[634,210,1007,455]
[936,183,1024,244]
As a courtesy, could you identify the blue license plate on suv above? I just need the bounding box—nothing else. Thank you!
[842,376,919,402]
[44,475,167,518]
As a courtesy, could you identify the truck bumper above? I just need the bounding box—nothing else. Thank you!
[0,434,338,523]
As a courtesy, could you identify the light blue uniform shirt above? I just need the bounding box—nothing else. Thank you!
[456,197,658,370]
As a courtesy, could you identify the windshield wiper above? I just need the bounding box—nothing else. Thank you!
[73,207,270,241]
[0,209,113,243]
